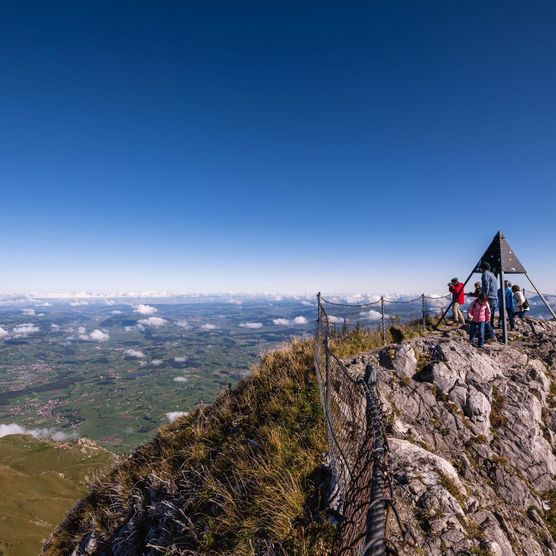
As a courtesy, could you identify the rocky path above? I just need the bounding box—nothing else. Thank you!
[343,319,556,555]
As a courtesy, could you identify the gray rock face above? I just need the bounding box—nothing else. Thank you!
[344,319,556,555]
[379,343,418,378]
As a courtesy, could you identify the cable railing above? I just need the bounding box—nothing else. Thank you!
[320,294,451,345]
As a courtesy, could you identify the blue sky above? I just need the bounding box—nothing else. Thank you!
[1,2,556,294]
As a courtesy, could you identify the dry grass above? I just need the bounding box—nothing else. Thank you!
[330,318,430,358]
[42,339,333,556]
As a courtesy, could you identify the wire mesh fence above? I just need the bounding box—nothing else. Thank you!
[314,294,416,556]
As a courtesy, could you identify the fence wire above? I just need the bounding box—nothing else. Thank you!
[314,295,416,556]
[319,294,451,341]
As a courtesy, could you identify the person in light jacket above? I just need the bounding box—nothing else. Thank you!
[480,262,497,340]
[468,293,491,348]
[512,285,530,319]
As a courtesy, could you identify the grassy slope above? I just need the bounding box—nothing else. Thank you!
[0,435,115,556]
[42,339,332,555]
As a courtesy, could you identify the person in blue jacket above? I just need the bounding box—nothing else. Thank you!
[498,280,515,330]
[480,262,498,340]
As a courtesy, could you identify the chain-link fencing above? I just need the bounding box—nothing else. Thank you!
[314,294,422,555]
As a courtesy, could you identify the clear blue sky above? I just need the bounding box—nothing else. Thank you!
[1,1,556,294]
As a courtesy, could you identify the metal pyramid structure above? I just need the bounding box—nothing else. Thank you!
[474,232,527,275]
[437,231,555,342]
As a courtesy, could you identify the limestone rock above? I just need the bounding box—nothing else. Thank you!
[378,344,418,378]
[341,320,556,555]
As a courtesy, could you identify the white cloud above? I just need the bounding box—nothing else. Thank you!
[50,324,60,331]
[239,322,263,329]
[75,327,109,342]
[327,315,343,324]
[138,316,168,328]
[425,295,450,309]
[227,299,243,305]
[89,329,110,342]
[151,359,163,367]
[272,318,291,326]
[70,301,89,306]
[124,349,146,359]
[359,310,383,321]
[13,323,40,337]
[166,411,190,423]
[135,304,157,315]
[301,300,313,306]
[22,308,36,316]
[0,326,9,339]
[38,302,53,307]
[173,376,189,383]
[201,323,216,330]
[293,316,308,324]
[0,423,76,441]
[111,310,122,315]
[175,319,191,329]
[174,357,187,363]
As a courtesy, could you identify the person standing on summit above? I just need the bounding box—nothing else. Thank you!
[448,277,465,325]
[480,262,498,340]
[498,280,515,331]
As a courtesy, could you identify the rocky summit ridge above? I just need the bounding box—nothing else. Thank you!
[345,319,556,555]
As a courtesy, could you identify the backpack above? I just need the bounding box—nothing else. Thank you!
[522,298,530,310]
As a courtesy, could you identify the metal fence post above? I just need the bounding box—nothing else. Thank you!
[380,297,386,345]
[421,294,426,331]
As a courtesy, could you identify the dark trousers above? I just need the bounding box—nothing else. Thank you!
[507,309,515,330]
[495,307,515,330]
[469,321,485,347]
[489,299,497,327]
[487,300,497,338]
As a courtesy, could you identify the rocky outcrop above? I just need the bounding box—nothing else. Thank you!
[345,319,556,555]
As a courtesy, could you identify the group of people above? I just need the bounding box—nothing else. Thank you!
[448,262,530,348]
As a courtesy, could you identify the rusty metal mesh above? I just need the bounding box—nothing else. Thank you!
[314,296,415,556]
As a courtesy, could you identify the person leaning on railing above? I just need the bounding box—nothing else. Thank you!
[466,281,481,299]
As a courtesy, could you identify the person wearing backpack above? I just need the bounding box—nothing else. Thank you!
[512,285,530,318]
[468,293,491,348]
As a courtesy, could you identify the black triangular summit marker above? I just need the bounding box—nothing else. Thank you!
[474,231,527,274]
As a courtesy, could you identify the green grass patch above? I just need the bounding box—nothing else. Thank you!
[42,339,333,556]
